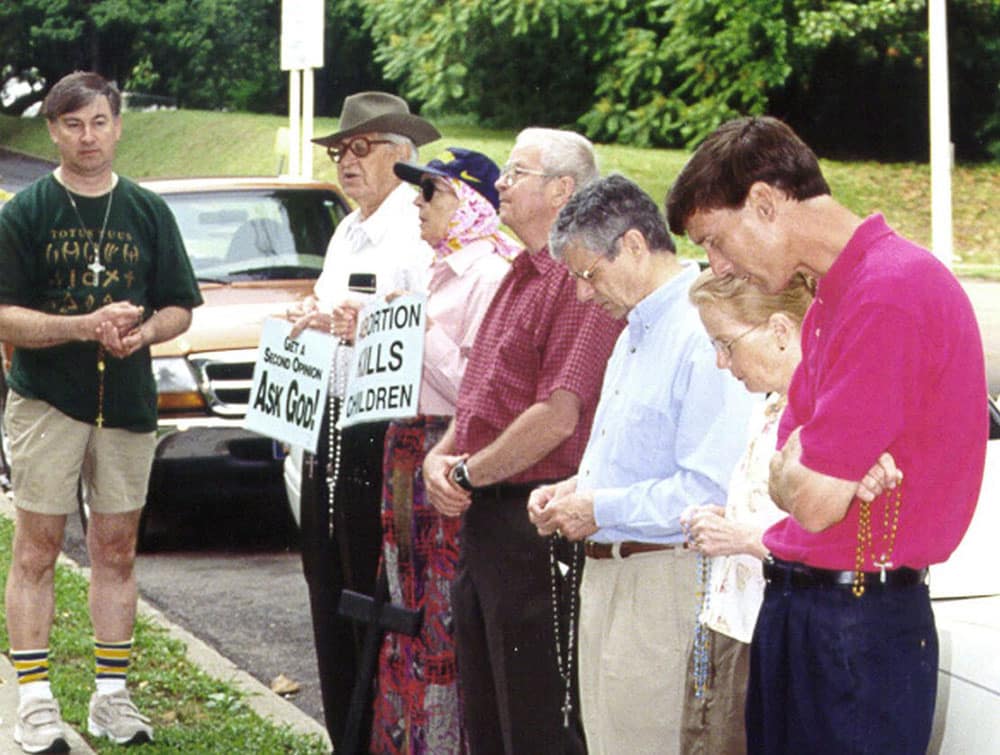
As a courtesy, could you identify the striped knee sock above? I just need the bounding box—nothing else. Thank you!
[94,638,132,695]
[12,648,52,702]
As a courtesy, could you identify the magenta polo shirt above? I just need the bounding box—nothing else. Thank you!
[764,214,988,570]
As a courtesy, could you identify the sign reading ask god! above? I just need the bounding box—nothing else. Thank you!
[244,317,334,453]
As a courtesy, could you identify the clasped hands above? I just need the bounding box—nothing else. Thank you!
[527,477,598,541]
[92,301,145,359]
[286,295,362,342]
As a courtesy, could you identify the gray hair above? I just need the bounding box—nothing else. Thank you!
[550,174,675,261]
[381,132,418,161]
[514,127,598,191]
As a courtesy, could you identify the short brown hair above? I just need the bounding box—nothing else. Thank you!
[665,116,830,235]
[42,71,122,121]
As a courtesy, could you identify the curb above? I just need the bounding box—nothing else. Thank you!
[0,494,331,752]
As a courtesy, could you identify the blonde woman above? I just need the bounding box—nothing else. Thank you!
[679,271,813,755]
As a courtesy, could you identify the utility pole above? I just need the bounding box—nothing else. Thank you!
[928,0,953,268]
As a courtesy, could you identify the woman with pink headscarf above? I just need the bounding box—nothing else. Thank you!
[371,148,518,754]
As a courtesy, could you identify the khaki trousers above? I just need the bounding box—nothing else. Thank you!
[579,547,698,755]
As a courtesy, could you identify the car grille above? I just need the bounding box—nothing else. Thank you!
[190,349,259,417]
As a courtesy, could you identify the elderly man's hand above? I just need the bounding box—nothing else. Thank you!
[530,489,597,541]
[286,295,319,322]
[289,311,333,339]
[332,300,362,343]
[423,450,472,518]
[527,477,578,532]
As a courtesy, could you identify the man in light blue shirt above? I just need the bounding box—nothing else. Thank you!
[528,175,756,754]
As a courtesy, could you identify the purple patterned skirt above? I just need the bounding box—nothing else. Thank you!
[370,415,466,755]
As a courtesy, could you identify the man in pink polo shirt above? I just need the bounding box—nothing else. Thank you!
[666,116,987,755]
[424,128,621,754]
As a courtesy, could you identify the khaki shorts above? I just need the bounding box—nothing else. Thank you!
[5,391,156,516]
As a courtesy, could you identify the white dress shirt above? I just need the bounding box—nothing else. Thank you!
[312,182,432,397]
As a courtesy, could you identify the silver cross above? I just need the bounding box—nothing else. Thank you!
[874,555,893,584]
[88,257,106,286]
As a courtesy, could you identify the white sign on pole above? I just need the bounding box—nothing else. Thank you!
[280,0,325,71]
[244,317,335,453]
[339,294,427,429]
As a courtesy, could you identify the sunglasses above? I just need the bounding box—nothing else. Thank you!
[419,177,455,202]
[420,178,437,202]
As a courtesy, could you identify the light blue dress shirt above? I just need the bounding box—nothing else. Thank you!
[581,262,758,544]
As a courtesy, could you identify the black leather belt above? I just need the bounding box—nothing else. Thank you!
[584,541,685,559]
[763,556,927,590]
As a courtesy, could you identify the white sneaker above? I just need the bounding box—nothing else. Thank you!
[13,696,69,754]
[87,688,154,745]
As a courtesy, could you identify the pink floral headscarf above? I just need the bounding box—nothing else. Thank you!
[433,179,520,262]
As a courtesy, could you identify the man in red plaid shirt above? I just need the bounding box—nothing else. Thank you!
[425,128,621,754]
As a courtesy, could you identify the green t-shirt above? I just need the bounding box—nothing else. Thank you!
[0,174,203,431]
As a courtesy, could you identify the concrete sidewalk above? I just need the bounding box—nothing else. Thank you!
[0,495,331,753]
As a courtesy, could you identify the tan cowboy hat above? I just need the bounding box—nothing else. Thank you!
[312,91,440,148]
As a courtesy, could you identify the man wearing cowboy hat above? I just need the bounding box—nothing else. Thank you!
[287,90,440,753]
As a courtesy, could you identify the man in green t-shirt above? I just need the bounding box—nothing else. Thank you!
[0,71,202,752]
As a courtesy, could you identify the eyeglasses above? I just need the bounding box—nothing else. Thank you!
[498,164,555,187]
[569,256,603,282]
[327,136,393,163]
[711,322,763,359]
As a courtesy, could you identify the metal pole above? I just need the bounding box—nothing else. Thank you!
[289,69,302,178]
[302,68,315,179]
[928,0,953,268]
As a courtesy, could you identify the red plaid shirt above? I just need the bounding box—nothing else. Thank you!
[454,248,622,483]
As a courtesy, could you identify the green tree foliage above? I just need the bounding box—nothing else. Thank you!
[364,0,612,127]
[577,0,793,148]
[0,0,389,117]
[361,0,1000,160]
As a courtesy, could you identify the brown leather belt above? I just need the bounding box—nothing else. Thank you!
[583,541,684,560]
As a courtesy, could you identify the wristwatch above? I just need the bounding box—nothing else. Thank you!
[450,459,476,492]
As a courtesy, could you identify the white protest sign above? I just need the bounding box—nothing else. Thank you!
[244,317,335,453]
[339,293,426,429]
[280,0,324,71]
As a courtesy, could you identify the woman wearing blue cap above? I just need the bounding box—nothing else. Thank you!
[371,148,517,754]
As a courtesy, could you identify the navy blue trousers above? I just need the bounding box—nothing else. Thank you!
[746,573,938,755]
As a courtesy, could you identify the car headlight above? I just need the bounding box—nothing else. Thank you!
[153,357,206,411]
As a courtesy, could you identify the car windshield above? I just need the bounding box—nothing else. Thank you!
[160,189,347,281]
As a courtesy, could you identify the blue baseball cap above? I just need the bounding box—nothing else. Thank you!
[394,147,501,210]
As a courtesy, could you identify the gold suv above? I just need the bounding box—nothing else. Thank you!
[141,176,348,539]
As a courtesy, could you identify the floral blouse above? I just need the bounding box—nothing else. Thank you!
[698,393,789,644]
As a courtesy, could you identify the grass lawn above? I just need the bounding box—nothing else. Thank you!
[0,512,328,754]
[2,110,998,273]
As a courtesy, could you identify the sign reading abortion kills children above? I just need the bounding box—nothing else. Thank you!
[244,317,334,453]
[339,293,426,429]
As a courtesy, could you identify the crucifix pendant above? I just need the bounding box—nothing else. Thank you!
[875,555,893,584]
[88,258,106,286]
[562,690,572,729]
